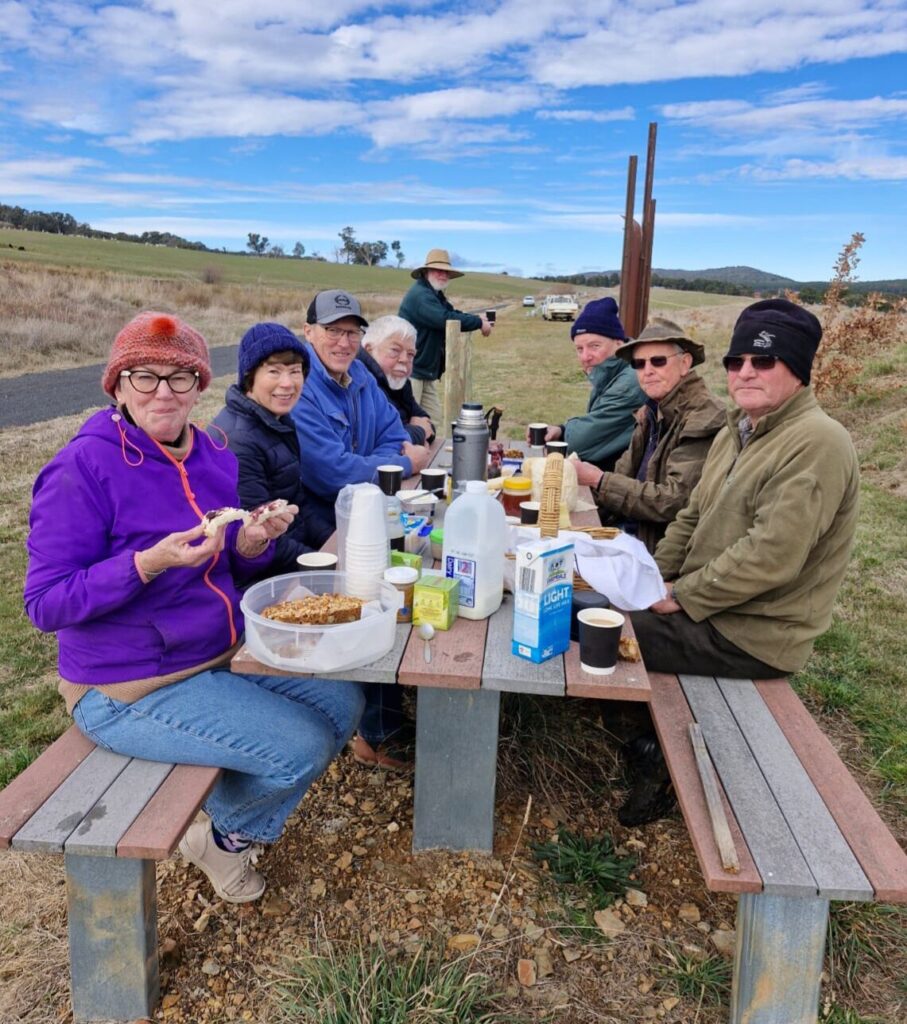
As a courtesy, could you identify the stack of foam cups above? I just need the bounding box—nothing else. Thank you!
[341,484,390,601]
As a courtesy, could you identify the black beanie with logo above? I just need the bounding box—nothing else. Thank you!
[726,299,822,384]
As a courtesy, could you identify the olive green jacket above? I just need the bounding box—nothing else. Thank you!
[593,372,726,554]
[564,357,645,469]
[655,387,860,673]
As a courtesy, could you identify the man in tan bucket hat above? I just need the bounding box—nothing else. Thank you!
[572,316,725,554]
[398,248,493,423]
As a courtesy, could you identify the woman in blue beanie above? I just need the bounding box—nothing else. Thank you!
[210,322,315,576]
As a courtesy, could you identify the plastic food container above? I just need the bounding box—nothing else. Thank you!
[501,476,533,517]
[241,571,398,673]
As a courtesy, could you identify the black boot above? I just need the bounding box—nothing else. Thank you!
[618,735,677,827]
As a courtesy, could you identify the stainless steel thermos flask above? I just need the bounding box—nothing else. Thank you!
[451,402,489,491]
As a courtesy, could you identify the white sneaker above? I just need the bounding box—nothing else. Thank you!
[178,819,266,903]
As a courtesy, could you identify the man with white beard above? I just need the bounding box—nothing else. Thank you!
[398,248,493,424]
[356,315,436,445]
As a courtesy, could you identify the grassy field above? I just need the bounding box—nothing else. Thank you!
[0,249,904,1022]
[1,226,548,295]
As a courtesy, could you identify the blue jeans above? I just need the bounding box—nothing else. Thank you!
[73,670,364,844]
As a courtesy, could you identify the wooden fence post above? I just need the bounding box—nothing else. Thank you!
[442,319,472,428]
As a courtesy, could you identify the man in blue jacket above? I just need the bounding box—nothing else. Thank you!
[294,289,431,768]
[293,289,432,547]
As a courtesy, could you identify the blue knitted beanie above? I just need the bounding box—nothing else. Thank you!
[237,322,307,387]
[571,297,626,341]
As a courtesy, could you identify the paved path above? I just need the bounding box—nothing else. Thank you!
[0,345,240,430]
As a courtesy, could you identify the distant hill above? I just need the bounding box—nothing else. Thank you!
[545,265,907,298]
[651,266,797,288]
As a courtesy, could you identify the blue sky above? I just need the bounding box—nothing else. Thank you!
[1,1,906,281]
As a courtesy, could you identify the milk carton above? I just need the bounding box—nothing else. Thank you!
[512,537,574,663]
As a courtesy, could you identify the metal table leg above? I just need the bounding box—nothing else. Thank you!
[731,892,829,1024]
[66,853,159,1022]
[413,687,501,852]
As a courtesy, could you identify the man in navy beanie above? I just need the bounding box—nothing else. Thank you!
[618,298,860,825]
[531,297,645,471]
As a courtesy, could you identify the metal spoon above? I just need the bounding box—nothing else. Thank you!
[418,622,435,663]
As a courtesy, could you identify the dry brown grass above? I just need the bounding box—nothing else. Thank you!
[0,263,489,378]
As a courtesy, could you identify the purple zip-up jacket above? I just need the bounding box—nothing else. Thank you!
[24,408,274,686]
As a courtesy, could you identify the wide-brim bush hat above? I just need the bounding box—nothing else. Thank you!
[411,248,464,280]
[615,317,705,367]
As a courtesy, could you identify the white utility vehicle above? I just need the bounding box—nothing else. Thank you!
[540,294,579,321]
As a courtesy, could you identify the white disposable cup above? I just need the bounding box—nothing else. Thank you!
[296,552,338,570]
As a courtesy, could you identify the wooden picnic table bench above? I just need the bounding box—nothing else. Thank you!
[0,726,220,1022]
[648,672,907,1023]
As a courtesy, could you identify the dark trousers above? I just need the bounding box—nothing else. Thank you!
[358,683,404,745]
[606,610,782,747]
[629,609,782,678]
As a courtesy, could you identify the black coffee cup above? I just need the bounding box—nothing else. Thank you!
[519,501,540,525]
[578,608,625,675]
[421,468,447,496]
[377,464,404,495]
[528,423,547,447]
[486,309,497,324]
[545,440,568,457]
[570,591,611,643]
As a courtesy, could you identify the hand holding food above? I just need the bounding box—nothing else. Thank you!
[137,524,224,578]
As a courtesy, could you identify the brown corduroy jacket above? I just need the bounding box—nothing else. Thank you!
[592,372,726,554]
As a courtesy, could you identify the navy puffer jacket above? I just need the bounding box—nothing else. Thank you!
[209,385,313,576]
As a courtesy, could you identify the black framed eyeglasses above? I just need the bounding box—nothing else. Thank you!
[630,353,683,370]
[722,355,779,373]
[120,369,200,393]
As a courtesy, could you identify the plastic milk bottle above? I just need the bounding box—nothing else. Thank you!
[442,480,505,619]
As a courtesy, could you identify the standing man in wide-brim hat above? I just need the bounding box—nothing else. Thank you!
[398,248,493,425]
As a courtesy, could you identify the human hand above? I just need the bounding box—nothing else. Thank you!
[574,460,602,488]
[650,583,681,615]
[137,524,224,576]
[479,318,493,337]
[402,441,432,475]
[545,425,563,443]
[410,415,434,438]
[237,504,298,556]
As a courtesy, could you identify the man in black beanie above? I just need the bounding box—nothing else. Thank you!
[618,298,860,825]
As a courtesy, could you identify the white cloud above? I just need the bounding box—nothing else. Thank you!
[531,2,907,87]
[662,96,907,134]
[537,107,635,123]
[745,156,907,180]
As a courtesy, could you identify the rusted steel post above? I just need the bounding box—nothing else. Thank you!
[619,156,639,335]
[731,892,828,1024]
[638,123,658,332]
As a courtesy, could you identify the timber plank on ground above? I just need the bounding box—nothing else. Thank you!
[648,672,761,894]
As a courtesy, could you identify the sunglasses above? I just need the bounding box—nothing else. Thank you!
[723,355,779,373]
[629,353,684,370]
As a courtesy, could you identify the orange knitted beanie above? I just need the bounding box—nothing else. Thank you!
[102,312,211,397]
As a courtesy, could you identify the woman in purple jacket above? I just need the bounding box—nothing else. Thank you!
[24,311,364,904]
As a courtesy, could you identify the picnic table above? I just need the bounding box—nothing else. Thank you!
[231,437,650,852]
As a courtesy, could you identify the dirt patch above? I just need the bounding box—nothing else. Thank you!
[2,698,904,1024]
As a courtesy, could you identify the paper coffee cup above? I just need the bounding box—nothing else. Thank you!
[528,423,547,447]
[578,608,625,675]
